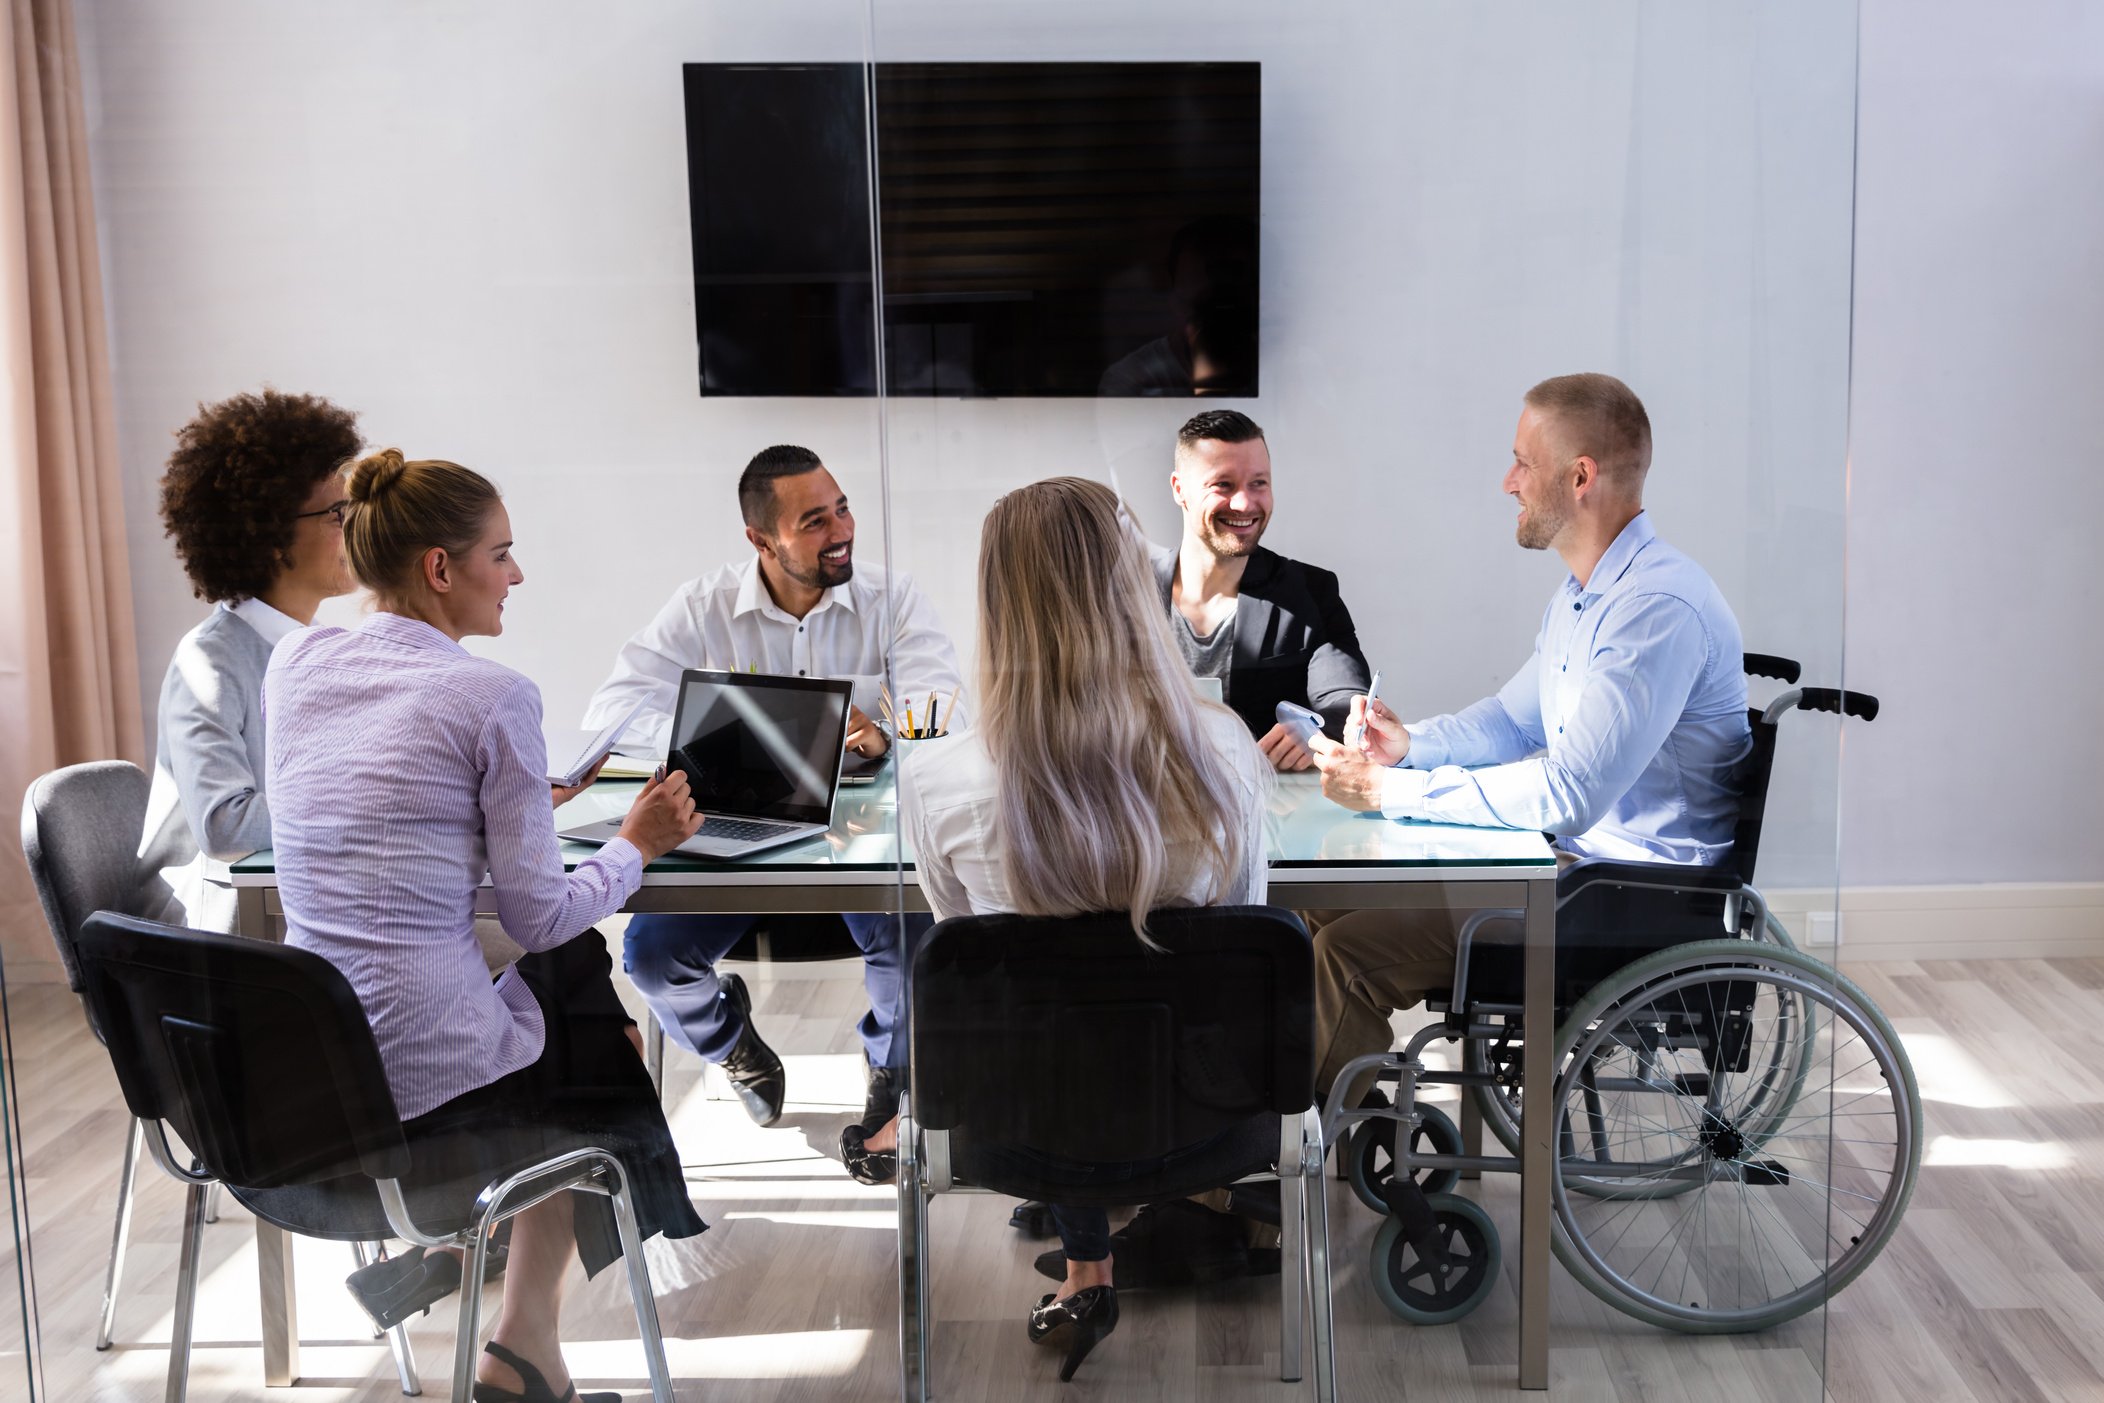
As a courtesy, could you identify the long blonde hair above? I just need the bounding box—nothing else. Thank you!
[975,476,1260,939]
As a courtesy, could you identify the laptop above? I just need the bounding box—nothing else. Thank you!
[561,669,851,860]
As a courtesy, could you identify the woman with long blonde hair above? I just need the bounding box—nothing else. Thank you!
[855,475,1269,1378]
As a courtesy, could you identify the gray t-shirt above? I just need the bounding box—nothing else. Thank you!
[1169,599,1237,701]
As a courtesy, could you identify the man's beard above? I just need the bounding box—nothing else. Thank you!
[1515,501,1564,551]
[1200,512,1266,558]
[784,550,854,590]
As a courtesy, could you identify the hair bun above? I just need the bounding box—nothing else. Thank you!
[345,447,408,503]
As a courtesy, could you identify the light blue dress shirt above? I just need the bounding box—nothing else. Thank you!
[1382,513,1751,866]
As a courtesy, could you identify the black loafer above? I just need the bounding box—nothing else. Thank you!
[718,973,786,1126]
[346,1245,461,1332]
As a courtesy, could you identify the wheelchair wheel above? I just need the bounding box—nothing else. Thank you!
[1347,1103,1462,1213]
[1547,940,1920,1333]
[1369,1192,1502,1325]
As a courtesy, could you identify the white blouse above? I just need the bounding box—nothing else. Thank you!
[900,704,1270,921]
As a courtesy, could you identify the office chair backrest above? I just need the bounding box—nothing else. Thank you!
[910,905,1313,1163]
[19,761,174,998]
[75,911,411,1187]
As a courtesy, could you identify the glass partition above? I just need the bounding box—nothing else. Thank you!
[869,1,1867,1397]
[25,0,1890,1398]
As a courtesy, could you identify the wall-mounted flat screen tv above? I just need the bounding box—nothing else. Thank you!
[682,61,1260,398]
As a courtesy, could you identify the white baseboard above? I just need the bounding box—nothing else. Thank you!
[1762,883,2104,963]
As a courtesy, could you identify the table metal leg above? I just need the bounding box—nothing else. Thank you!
[236,885,271,942]
[256,1219,299,1387]
[1458,1082,1484,1180]
[1517,880,1553,1390]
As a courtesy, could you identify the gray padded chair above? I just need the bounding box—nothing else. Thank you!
[20,761,420,1394]
[20,761,179,1353]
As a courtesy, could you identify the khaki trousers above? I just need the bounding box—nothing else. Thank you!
[1306,907,1464,1107]
[1307,854,1572,1105]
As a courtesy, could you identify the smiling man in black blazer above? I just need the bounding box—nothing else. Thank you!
[1153,409,1372,771]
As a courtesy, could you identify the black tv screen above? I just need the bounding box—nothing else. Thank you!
[682,62,1260,398]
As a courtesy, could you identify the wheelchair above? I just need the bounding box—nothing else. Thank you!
[1323,654,1921,1334]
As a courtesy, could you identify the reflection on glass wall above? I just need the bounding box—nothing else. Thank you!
[870,1,1867,1397]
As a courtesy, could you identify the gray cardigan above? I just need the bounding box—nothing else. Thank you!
[141,604,280,932]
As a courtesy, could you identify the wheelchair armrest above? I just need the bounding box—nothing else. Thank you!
[1555,857,1743,906]
[1447,907,1523,1029]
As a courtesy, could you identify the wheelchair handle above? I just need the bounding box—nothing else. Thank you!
[1763,686,1879,724]
[1742,652,1802,684]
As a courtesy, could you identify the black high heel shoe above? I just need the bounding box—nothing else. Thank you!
[470,1340,619,1403]
[1027,1284,1119,1382]
[839,1121,897,1185]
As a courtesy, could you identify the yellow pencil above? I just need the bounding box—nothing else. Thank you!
[905,704,917,737]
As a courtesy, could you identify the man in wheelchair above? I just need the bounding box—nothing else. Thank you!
[1305,371,1751,1103]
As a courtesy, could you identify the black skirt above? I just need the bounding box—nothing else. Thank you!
[386,932,706,1277]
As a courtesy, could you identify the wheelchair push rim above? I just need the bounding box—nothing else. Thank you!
[1547,940,1921,1334]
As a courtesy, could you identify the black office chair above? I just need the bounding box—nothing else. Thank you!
[73,911,676,1403]
[896,905,1335,1402]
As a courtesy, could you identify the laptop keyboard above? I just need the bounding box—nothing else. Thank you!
[701,816,801,844]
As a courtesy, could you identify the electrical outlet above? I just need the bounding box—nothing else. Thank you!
[1805,909,1840,947]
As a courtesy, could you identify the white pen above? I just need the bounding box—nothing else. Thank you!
[1345,670,1383,750]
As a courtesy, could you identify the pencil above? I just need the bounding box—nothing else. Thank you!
[942,685,961,735]
[905,704,916,737]
[877,695,897,729]
[881,684,897,724]
[928,696,939,735]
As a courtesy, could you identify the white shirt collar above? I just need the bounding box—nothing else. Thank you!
[731,556,856,623]
[226,596,304,647]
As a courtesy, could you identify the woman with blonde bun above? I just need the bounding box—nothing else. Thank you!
[265,448,705,1403]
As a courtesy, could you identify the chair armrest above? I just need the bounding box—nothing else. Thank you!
[1555,858,1742,906]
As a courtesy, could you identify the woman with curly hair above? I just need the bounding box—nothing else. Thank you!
[141,388,363,931]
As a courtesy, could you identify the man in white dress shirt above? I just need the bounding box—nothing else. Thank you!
[584,445,962,1128]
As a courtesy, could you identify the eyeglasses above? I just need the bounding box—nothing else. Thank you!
[295,500,350,529]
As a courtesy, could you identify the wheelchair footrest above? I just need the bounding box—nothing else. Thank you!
[1739,1159,1790,1187]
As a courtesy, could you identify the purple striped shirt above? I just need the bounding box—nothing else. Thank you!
[264,612,642,1120]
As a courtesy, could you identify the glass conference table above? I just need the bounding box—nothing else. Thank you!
[226,770,1559,1390]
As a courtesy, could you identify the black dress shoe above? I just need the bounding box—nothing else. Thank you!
[717,973,786,1126]
[1033,1200,1247,1289]
[1027,1284,1119,1382]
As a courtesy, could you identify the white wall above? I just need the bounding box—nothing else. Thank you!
[82,0,1863,885]
[1846,0,2104,888]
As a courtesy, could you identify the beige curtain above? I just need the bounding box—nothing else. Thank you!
[1,0,141,974]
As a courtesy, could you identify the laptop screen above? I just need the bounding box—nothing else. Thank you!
[667,671,850,826]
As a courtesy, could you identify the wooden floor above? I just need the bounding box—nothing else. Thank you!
[9,946,2104,1401]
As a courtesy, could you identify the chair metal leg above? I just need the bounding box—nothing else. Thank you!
[896,1101,929,1403]
[607,1164,675,1402]
[1303,1111,1338,1403]
[450,1221,495,1403]
[98,1117,144,1350]
[1278,1120,1305,1384]
[165,1180,209,1403]
[351,1243,422,1394]
[203,1182,222,1223]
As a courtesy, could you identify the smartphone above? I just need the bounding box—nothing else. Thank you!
[1274,700,1326,749]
